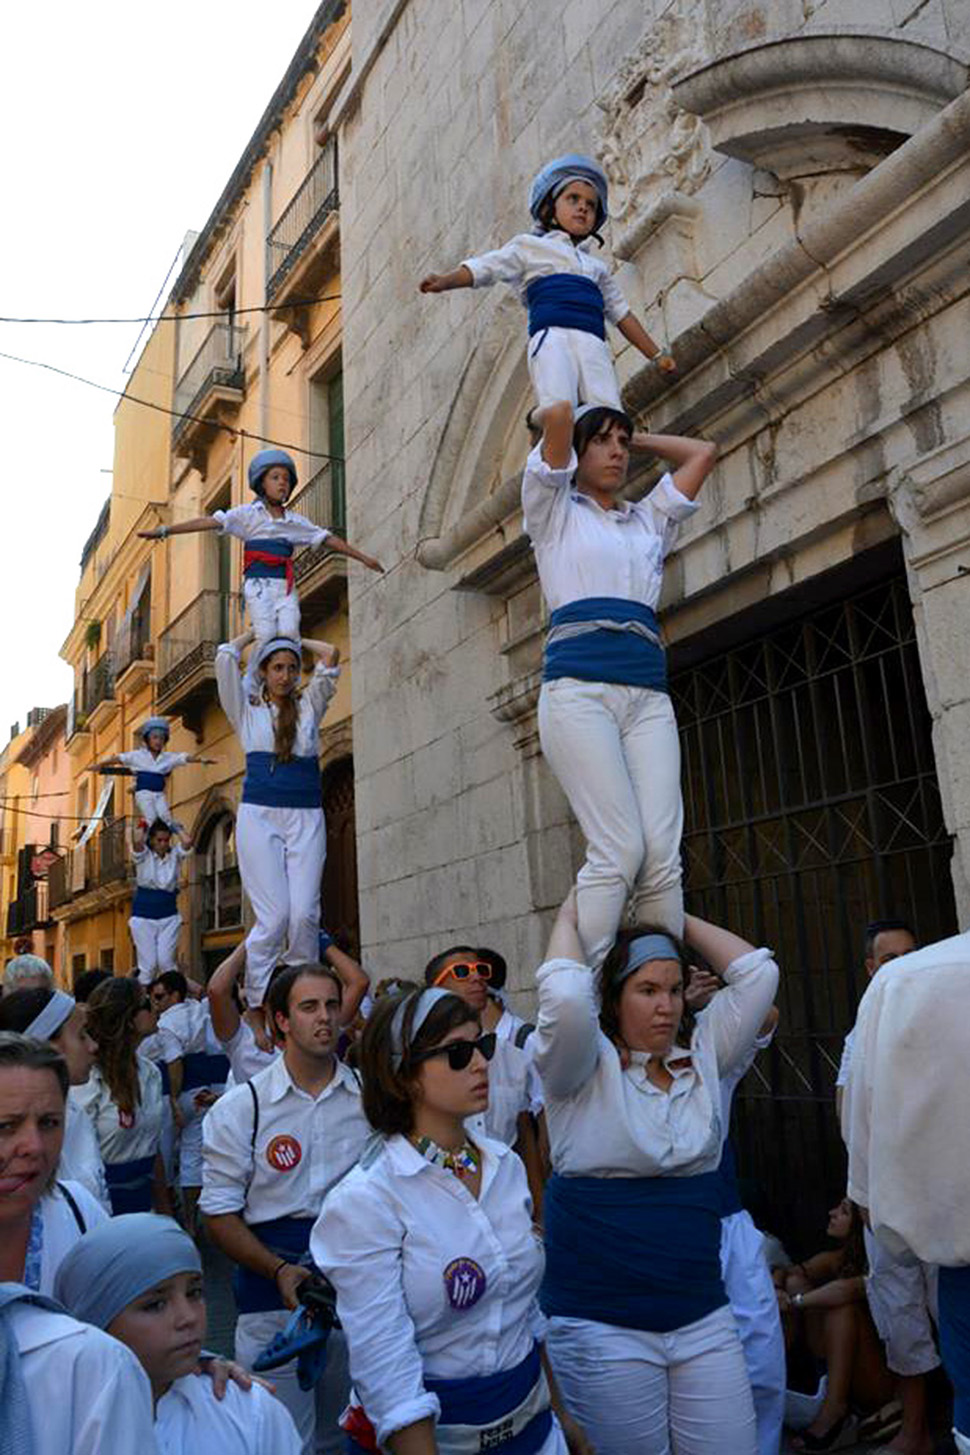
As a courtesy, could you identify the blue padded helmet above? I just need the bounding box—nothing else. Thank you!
[528,154,609,231]
[248,448,298,494]
[138,716,170,743]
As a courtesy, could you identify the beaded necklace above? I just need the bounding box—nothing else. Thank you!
[410,1133,482,1180]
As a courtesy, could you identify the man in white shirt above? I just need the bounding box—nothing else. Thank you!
[202,962,369,1455]
[837,918,938,1455]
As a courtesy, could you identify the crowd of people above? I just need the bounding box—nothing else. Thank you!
[0,152,967,1455]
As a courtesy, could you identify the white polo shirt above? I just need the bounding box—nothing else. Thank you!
[312,1134,545,1447]
[132,843,189,895]
[155,1372,302,1454]
[522,444,699,613]
[213,499,329,549]
[200,1052,368,1222]
[220,1019,280,1085]
[156,999,223,1063]
[462,229,630,323]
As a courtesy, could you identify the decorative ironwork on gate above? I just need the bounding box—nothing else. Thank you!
[670,571,956,1251]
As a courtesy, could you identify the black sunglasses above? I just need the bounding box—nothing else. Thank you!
[411,1032,497,1072]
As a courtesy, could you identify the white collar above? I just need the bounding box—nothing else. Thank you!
[571,489,635,520]
[264,1050,358,1104]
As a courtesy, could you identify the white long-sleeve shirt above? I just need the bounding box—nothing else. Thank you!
[38,1181,110,1294]
[156,999,222,1063]
[10,1304,156,1455]
[214,498,330,549]
[155,1372,302,1454]
[462,230,630,324]
[522,444,699,613]
[73,1055,164,1166]
[200,1052,367,1221]
[132,843,189,894]
[60,1096,112,1211]
[219,1019,279,1085]
[533,949,779,1178]
[215,644,337,755]
[117,747,190,777]
[312,1134,545,1446]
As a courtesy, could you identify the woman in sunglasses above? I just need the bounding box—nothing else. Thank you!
[312,987,590,1455]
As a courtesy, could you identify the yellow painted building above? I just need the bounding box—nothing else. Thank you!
[0,723,35,964]
[55,1,360,981]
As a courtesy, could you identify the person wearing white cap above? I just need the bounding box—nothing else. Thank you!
[54,1212,301,1452]
[421,152,677,412]
[141,449,382,700]
[524,400,716,966]
[93,717,214,828]
[216,630,340,1034]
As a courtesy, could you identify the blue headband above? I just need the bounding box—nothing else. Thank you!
[25,991,75,1043]
[390,988,451,1070]
[256,637,302,669]
[616,933,681,985]
[53,1214,201,1331]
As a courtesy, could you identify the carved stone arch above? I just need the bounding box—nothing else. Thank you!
[416,299,531,572]
[188,788,238,845]
[319,715,353,773]
[187,790,243,973]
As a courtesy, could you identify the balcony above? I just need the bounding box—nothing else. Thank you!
[114,572,153,692]
[288,459,348,624]
[6,881,52,936]
[48,854,70,911]
[266,138,339,342]
[98,816,128,887]
[171,322,248,472]
[83,651,116,730]
[156,589,241,734]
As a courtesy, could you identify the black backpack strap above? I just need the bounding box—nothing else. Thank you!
[244,1079,260,1198]
[514,1022,536,1050]
[57,1181,86,1234]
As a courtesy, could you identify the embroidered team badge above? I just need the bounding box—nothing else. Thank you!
[443,1257,487,1310]
[265,1134,302,1171]
[118,1109,135,1130]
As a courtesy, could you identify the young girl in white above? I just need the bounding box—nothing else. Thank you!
[524,400,716,965]
[94,717,213,826]
[215,630,339,1039]
[312,987,590,1455]
[421,152,676,412]
[54,1213,301,1454]
[142,448,382,697]
[129,819,192,985]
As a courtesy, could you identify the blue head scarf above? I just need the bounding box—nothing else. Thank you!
[53,1214,201,1331]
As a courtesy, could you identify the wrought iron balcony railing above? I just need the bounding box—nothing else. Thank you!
[291,460,346,586]
[98,816,129,887]
[172,322,248,444]
[266,137,339,301]
[156,590,241,709]
[48,854,70,910]
[83,652,115,717]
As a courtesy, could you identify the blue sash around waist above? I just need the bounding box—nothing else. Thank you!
[104,1155,155,1216]
[131,886,178,920]
[182,1051,230,1092]
[135,769,167,792]
[233,1216,315,1314]
[541,1171,727,1333]
[939,1264,970,1435]
[244,537,294,579]
[242,752,321,809]
[526,274,605,340]
[715,1139,744,1219]
[424,1343,551,1452]
[544,597,667,690]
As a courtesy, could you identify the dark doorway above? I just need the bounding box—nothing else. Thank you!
[670,552,956,1254]
[321,757,360,959]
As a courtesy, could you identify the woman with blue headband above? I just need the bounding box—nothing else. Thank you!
[54,1212,301,1452]
[312,986,591,1455]
[216,629,339,1041]
[533,896,779,1454]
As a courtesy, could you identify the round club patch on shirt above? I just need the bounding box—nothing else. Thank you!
[265,1134,302,1172]
[443,1257,487,1311]
[118,1109,135,1130]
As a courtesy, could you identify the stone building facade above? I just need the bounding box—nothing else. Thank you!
[332,1,970,1238]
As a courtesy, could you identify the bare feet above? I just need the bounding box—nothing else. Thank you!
[244,1005,274,1054]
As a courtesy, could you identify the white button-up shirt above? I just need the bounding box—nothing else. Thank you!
[156,999,222,1063]
[117,747,190,776]
[60,1097,111,1211]
[522,444,699,613]
[462,230,629,324]
[312,1134,545,1446]
[215,645,338,755]
[155,1373,302,1454]
[200,1053,368,1221]
[533,950,779,1179]
[213,499,330,549]
[73,1055,164,1167]
[132,843,189,894]
[39,1181,110,1294]
[220,1019,279,1085]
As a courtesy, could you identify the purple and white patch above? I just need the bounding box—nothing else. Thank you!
[443,1257,487,1311]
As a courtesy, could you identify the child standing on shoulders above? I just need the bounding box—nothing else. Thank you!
[94,717,213,827]
[140,448,383,697]
[129,819,192,986]
[420,152,677,411]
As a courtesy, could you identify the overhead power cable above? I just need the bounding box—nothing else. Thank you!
[0,294,341,326]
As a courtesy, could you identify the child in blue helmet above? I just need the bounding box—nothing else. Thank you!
[141,449,383,696]
[420,153,676,411]
[93,718,214,826]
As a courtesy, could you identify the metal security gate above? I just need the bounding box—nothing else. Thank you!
[670,566,957,1254]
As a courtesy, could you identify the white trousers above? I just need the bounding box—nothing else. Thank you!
[538,679,684,966]
[546,1305,757,1455]
[244,578,302,695]
[236,802,326,1007]
[528,325,621,410]
[134,787,174,825]
[864,1227,939,1376]
[130,913,181,983]
[235,1311,349,1455]
[720,1212,785,1455]
[955,1430,970,1455]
